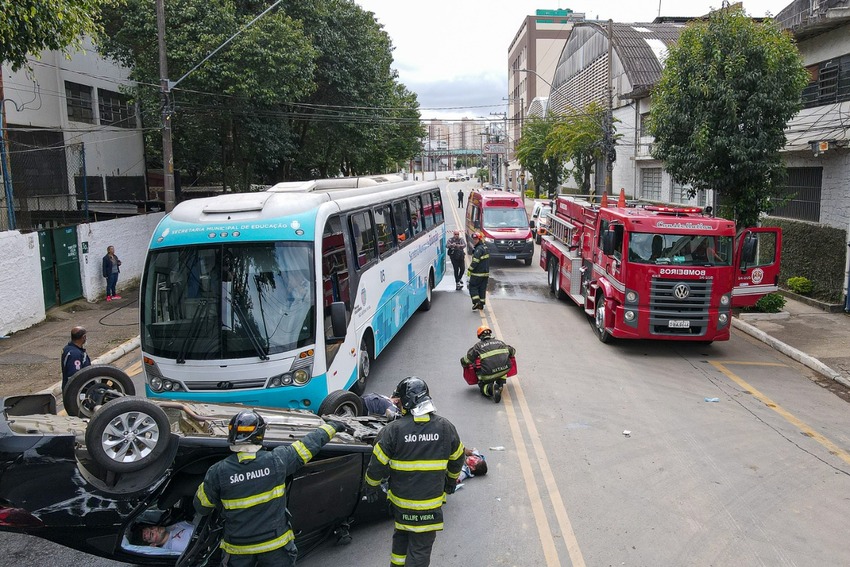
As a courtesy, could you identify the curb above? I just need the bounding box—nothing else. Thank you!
[43,335,142,399]
[732,317,850,389]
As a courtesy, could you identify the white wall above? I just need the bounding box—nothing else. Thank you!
[77,213,165,301]
[0,231,45,335]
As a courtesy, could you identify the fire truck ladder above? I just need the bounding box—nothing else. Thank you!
[543,213,586,304]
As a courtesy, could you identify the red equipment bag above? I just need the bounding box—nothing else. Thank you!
[463,357,517,385]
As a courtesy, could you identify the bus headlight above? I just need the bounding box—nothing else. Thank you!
[270,376,282,387]
[293,369,310,385]
[150,377,163,392]
[718,313,728,325]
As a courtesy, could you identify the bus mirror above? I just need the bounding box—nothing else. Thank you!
[741,235,757,266]
[602,231,616,256]
[330,302,347,341]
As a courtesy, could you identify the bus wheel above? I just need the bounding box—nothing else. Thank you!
[592,294,612,344]
[419,271,434,312]
[319,390,364,417]
[351,338,370,395]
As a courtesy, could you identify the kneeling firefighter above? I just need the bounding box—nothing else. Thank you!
[460,325,516,404]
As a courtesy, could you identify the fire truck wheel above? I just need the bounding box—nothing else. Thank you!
[592,295,611,343]
[548,258,566,300]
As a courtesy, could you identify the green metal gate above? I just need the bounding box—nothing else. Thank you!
[38,227,82,307]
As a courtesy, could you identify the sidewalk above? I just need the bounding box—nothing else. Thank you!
[0,286,141,399]
[733,295,850,389]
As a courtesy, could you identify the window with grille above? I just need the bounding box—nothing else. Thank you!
[65,81,94,124]
[802,55,850,108]
[641,168,662,201]
[769,167,822,223]
[98,89,136,128]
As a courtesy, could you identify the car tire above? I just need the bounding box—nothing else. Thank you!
[351,337,371,395]
[86,397,173,474]
[318,390,365,417]
[524,257,532,266]
[64,364,136,418]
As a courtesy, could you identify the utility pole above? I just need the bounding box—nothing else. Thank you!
[156,0,175,212]
[604,18,615,196]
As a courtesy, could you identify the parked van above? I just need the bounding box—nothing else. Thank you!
[465,189,534,265]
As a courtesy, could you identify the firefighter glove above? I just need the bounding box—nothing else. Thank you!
[444,478,457,495]
[325,418,353,435]
[363,484,383,504]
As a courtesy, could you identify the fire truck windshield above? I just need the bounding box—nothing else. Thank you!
[628,233,733,267]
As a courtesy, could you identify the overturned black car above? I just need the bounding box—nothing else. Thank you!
[0,392,389,565]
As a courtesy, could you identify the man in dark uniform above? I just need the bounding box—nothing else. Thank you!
[466,232,490,310]
[461,325,516,404]
[457,188,464,208]
[61,326,90,390]
[194,410,350,566]
[364,377,464,567]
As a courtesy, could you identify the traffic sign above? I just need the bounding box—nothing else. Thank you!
[483,143,506,155]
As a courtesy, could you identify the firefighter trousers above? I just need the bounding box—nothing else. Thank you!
[224,542,297,567]
[468,275,488,307]
[391,528,438,567]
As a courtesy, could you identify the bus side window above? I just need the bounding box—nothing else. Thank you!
[374,204,396,256]
[350,211,377,268]
[322,216,351,365]
[421,193,435,230]
[431,190,444,224]
[408,196,423,236]
[393,200,412,242]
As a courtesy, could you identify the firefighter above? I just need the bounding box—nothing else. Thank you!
[461,325,516,403]
[193,410,351,566]
[364,377,465,567]
[467,232,490,310]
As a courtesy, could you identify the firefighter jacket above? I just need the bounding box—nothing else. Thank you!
[365,412,464,533]
[466,241,489,278]
[193,423,337,555]
[461,338,516,382]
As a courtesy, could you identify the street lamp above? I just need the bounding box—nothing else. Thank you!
[518,68,554,90]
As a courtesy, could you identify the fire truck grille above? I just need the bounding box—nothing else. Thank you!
[649,278,712,336]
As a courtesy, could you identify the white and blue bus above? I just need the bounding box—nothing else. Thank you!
[140,176,446,414]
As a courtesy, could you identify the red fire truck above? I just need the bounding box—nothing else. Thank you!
[539,192,781,343]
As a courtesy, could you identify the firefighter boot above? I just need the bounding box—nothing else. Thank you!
[492,381,503,404]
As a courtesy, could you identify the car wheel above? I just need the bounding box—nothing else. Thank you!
[64,364,136,418]
[351,338,370,395]
[85,397,173,474]
[593,294,612,344]
[318,390,364,417]
[524,256,532,266]
[419,271,434,311]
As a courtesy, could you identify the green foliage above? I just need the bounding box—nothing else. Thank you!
[545,102,610,195]
[476,169,489,183]
[98,0,423,188]
[761,218,846,302]
[649,7,809,229]
[515,114,564,198]
[746,292,786,313]
[786,276,813,295]
[0,0,117,71]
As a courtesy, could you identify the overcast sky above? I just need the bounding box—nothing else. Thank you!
[354,0,791,121]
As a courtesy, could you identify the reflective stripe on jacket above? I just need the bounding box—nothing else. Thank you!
[466,241,489,277]
[193,423,336,554]
[365,413,464,533]
[461,338,516,381]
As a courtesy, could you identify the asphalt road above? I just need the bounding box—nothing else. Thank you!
[5,180,850,566]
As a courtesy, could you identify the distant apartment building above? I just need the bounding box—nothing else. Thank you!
[1,37,145,230]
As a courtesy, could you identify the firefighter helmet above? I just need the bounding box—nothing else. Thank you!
[227,410,267,446]
[477,325,492,339]
[471,232,482,241]
[393,376,431,411]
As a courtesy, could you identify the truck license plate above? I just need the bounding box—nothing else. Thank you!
[668,320,690,328]
[505,255,517,260]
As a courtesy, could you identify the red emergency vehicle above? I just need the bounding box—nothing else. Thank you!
[466,190,534,265]
[539,192,781,343]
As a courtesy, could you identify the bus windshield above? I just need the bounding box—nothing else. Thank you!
[628,233,733,266]
[483,207,528,229]
[141,242,315,360]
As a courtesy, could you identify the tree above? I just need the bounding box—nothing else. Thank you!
[649,6,808,228]
[545,102,608,196]
[515,114,564,199]
[1,0,116,71]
